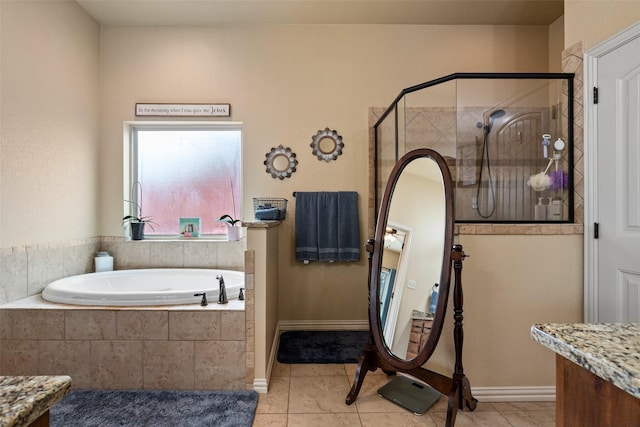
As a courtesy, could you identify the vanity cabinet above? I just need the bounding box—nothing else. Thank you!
[556,354,639,426]
[406,314,433,359]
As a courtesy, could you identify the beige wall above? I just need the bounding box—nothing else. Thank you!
[549,16,565,72]
[99,24,551,327]
[425,234,584,387]
[565,0,640,50]
[0,1,100,247]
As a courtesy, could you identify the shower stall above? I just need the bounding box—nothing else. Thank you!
[373,73,574,223]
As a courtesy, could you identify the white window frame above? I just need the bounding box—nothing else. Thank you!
[123,121,243,240]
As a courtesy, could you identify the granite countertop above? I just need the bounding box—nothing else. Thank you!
[411,309,434,321]
[531,323,640,399]
[0,376,71,427]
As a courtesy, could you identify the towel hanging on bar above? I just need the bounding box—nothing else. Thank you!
[294,191,360,263]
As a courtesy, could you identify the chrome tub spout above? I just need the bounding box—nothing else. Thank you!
[216,274,228,304]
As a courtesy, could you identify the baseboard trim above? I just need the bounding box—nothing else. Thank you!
[277,319,369,331]
[254,327,282,394]
[269,321,554,402]
[471,386,555,402]
[253,378,268,394]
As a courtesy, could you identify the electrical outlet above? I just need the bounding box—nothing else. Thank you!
[407,280,416,289]
[471,197,478,209]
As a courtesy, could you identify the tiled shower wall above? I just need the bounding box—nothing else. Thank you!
[0,237,245,304]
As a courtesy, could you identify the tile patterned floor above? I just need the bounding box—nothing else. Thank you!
[253,362,555,426]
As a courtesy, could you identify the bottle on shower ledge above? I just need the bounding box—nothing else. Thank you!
[95,251,114,272]
[534,197,547,221]
[549,198,562,220]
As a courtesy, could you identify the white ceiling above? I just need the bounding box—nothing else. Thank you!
[76,0,563,26]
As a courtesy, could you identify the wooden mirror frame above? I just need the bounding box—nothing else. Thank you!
[346,148,477,425]
[371,149,454,367]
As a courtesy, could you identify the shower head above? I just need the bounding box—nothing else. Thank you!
[486,109,506,133]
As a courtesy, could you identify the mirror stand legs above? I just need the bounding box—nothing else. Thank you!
[346,243,478,424]
[345,343,393,405]
[447,243,478,425]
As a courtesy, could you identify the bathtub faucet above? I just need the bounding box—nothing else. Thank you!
[194,292,208,306]
[216,274,228,304]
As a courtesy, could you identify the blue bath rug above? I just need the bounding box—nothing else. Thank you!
[277,330,369,364]
[50,389,258,427]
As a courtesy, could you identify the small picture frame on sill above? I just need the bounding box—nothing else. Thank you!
[179,217,200,238]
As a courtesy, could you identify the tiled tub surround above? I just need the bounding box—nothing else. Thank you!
[0,297,246,390]
[531,323,640,398]
[0,237,245,305]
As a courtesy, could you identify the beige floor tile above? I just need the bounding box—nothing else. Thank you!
[492,401,555,413]
[343,363,358,379]
[466,402,498,412]
[271,360,291,377]
[287,413,361,427]
[256,376,290,414]
[360,412,438,427]
[431,410,512,426]
[500,410,555,427]
[267,345,556,426]
[252,413,288,427]
[290,363,347,377]
[288,375,356,414]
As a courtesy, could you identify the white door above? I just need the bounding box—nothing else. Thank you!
[594,28,640,322]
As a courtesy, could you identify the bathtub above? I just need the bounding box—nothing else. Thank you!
[41,268,244,306]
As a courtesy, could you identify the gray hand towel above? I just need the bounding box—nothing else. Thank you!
[295,191,360,263]
[295,192,319,262]
[337,191,360,262]
[318,192,340,261]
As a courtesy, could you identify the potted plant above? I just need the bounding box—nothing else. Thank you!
[218,214,242,241]
[123,182,157,240]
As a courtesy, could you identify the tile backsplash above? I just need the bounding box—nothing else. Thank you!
[0,237,245,305]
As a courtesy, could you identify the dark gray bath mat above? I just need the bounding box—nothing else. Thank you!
[277,330,368,364]
[50,389,258,427]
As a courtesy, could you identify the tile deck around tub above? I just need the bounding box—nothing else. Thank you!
[0,294,244,310]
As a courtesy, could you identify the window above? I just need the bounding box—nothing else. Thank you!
[125,122,242,237]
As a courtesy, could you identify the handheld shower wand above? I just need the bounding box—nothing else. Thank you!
[486,109,505,133]
[476,109,505,218]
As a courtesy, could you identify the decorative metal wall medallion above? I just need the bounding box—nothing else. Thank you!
[264,145,298,180]
[310,128,344,162]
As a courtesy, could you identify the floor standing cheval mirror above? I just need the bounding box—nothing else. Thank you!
[346,148,477,426]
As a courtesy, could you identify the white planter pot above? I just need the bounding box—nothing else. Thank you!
[227,226,241,241]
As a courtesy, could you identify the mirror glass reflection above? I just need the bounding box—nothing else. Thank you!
[272,154,291,172]
[378,157,446,360]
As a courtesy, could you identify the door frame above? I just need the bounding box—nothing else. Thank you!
[381,220,412,346]
[584,22,640,322]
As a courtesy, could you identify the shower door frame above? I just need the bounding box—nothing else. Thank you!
[373,72,575,224]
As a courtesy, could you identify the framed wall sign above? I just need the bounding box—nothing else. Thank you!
[135,103,231,117]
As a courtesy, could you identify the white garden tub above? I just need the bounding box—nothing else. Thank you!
[41,268,244,306]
